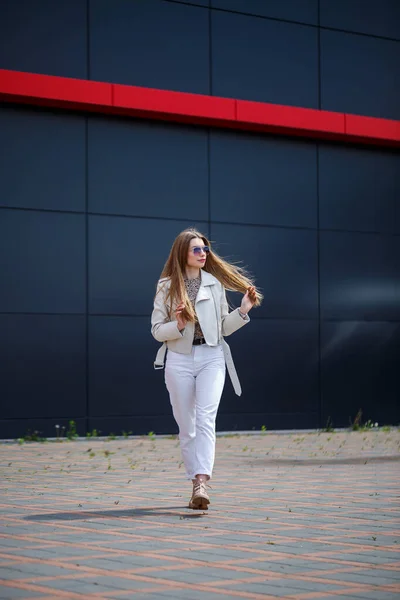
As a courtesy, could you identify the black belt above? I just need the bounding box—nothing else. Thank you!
[193,338,206,345]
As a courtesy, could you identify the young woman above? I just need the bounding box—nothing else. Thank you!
[151,228,262,510]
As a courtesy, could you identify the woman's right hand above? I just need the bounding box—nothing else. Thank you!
[175,302,187,331]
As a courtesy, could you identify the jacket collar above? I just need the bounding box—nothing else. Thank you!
[195,270,215,304]
[200,270,216,287]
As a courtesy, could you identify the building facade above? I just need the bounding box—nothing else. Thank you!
[0,0,399,439]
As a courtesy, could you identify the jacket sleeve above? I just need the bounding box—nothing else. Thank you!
[151,281,185,343]
[220,284,250,337]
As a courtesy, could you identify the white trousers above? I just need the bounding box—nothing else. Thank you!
[165,344,226,480]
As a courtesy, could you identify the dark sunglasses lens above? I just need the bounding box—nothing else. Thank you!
[193,246,210,255]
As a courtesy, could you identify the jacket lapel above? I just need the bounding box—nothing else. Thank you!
[195,271,215,305]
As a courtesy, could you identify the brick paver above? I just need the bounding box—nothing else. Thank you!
[0,430,399,599]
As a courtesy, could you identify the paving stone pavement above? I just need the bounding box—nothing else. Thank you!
[0,430,399,600]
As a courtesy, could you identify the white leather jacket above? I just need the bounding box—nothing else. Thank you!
[151,270,250,395]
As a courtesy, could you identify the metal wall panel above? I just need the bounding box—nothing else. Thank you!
[320,231,399,321]
[320,0,400,40]
[319,145,400,234]
[217,317,319,424]
[211,0,318,25]
[211,223,319,320]
[210,131,317,228]
[211,10,318,107]
[88,316,169,418]
[320,29,400,120]
[321,321,400,428]
[169,0,209,6]
[0,315,86,420]
[90,0,210,94]
[0,106,85,212]
[0,0,87,78]
[0,210,86,314]
[89,216,209,315]
[88,117,208,220]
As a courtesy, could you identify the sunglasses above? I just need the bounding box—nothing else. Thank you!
[191,246,210,255]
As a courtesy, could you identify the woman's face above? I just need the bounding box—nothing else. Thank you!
[187,237,208,270]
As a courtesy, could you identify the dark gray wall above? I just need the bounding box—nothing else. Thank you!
[0,0,399,438]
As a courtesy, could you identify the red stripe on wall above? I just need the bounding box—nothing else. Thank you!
[344,113,400,146]
[0,69,399,147]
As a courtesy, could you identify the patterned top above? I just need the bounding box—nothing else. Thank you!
[184,275,204,340]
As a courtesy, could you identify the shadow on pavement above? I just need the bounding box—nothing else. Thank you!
[24,506,207,521]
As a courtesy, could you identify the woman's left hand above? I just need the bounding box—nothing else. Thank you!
[240,286,257,315]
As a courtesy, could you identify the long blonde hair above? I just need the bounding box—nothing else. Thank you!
[157,228,263,323]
